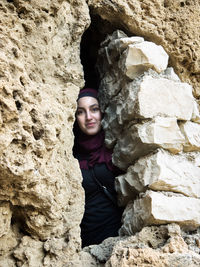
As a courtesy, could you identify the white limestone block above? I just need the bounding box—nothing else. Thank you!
[123,149,200,198]
[120,191,200,235]
[116,75,196,125]
[180,121,200,152]
[138,76,195,120]
[113,117,185,170]
[121,41,169,79]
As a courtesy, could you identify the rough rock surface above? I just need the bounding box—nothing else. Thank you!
[119,149,200,198]
[96,29,200,266]
[88,0,200,96]
[82,224,200,267]
[0,0,200,266]
[113,117,185,170]
[120,190,200,235]
[0,0,90,266]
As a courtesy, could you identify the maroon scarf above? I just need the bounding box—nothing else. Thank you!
[73,125,114,171]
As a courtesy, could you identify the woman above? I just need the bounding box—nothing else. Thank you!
[73,88,123,248]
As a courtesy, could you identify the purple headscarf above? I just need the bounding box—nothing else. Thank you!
[73,88,114,172]
[77,87,98,100]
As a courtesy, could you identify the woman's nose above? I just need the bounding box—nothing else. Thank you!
[86,111,92,120]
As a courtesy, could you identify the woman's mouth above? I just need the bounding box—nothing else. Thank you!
[86,122,96,128]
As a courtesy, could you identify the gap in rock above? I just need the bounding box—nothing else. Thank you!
[80,14,129,89]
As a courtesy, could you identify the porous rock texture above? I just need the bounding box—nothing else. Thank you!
[0,0,200,266]
[0,0,90,266]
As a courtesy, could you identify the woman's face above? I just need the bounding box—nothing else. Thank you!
[76,96,102,135]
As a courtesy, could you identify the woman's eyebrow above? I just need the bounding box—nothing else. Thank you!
[90,104,99,107]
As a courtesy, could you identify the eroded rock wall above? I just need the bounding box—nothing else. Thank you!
[0,0,200,266]
[0,0,90,266]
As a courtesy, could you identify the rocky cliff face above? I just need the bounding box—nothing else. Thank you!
[0,0,199,266]
[0,0,89,266]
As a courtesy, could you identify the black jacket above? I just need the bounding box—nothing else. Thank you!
[80,163,123,247]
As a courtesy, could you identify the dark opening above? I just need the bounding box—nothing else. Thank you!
[80,14,126,89]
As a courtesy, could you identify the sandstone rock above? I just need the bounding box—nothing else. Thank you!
[120,41,169,79]
[43,235,83,267]
[78,251,99,267]
[0,258,16,267]
[13,236,44,267]
[113,117,185,170]
[180,121,200,152]
[0,0,90,265]
[120,191,200,235]
[0,228,18,256]
[121,149,200,198]
[0,202,12,238]
[105,224,200,267]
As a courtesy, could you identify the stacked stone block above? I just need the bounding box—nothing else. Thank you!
[97,30,200,235]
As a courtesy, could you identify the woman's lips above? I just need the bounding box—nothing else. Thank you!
[86,122,96,127]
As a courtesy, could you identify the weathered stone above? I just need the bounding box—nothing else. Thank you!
[96,26,200,266]
[113,117,185,170]
[164,67,180,81]
[109,35,144,54]
[97,31,144,112]
[88,0,200,96]
[102,101,123,148]
[13,236,44,267]
[120,41,169,79]
[0,0,90,265]
[129,75,195,120]
[0,202,12,238]
[115,175,136,207]
[180,121,200,152]
[191,101,200,123]
[104,224,200,267]
[120,191,200,235]
[85,236,122,263]
[122,149,200,198]
[78,251,99,267]
[101,73,197,132]
[0,228,18,257]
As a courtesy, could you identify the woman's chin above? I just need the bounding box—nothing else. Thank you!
[85,127,101,136]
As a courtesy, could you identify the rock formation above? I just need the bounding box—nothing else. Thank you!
[95,29,200,266]
[0,0,89,266]
[88,0,200,97]
[0,0,199,266]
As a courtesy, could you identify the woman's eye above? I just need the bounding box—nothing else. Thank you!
[76,110,83,115]
[91,107,99,112]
